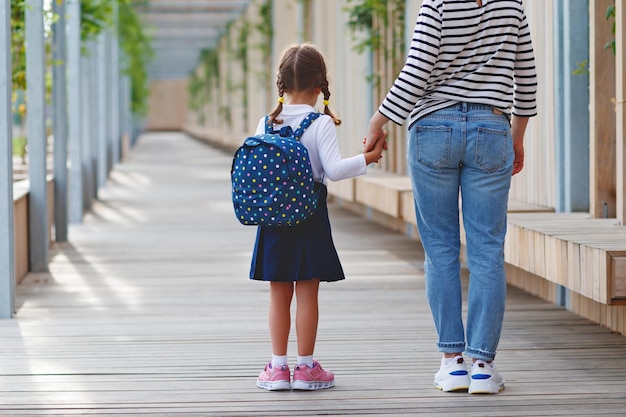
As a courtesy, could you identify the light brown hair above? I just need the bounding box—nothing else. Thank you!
[268,43,341,126]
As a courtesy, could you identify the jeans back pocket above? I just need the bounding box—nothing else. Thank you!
[475,127,510,173]
[415,126,452,169]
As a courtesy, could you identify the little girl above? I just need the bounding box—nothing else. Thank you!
[251,43,386,391]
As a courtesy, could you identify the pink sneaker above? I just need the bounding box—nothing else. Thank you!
[256,362,291,391]
[292,361,335,390]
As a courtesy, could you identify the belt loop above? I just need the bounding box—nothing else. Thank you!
[461,102,468,113]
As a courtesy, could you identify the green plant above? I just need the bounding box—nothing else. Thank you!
[344,0,405,85]
[117,0,153,116]
[188,47,220,123]
[235,20,250,125]
[80,0,113,45]
[12,136,27,161]
[253,0,273,87]
[345,0,405,53]
[604,2,616,55]
[573,59,589,76]
[187,0,276,127]
[11,0,152,117]
[11,0,27,93]
[572,3,615,75]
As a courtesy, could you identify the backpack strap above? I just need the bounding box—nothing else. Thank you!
[264,112,321,138]
[264,115,296,138]
[264,115,273,134]
[293,113,322,140]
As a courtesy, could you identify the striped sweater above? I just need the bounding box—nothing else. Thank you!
[379,0,538,127]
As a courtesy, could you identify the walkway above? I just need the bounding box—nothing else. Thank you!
[1,132,626,416]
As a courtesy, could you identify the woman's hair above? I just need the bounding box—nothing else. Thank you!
[267,43,341,126]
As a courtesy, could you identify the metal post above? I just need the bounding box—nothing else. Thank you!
[89,41,99,201]
[67,0,83,223]
[26,0,49,272]
[554,0,590,213]
[121,60,132,155]
[105,29,113,174]
[97,33,108,188]
[52,0,68,241]
[81,44,95,208]
[110,2,121,165]
[0,0,15,318]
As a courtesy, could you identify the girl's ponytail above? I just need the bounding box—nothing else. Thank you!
[322,83,341,126]
[267,79,286,126]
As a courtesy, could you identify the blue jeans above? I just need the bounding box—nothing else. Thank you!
[407,103,513,362]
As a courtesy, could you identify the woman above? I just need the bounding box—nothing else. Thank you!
[365,0,537,394]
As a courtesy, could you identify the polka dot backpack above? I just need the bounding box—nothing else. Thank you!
[231,112,322,227]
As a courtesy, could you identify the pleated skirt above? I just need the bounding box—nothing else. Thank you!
[249,184,345,282]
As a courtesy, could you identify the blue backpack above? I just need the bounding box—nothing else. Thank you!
[231,112,322,226]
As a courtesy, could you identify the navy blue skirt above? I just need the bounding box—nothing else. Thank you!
[250,184,345,282]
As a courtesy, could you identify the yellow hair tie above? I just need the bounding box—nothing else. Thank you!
[323,99,330,106]
[278,97,285,104]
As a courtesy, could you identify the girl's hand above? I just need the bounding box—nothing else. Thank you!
[364,132,388,164]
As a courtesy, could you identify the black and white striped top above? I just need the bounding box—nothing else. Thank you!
[379,0,538,127]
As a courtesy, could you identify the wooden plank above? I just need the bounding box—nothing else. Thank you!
[354,174,411,218]
[327,178,355,202]
[610,252,626,302]
[589,0,617,218]
[617,0,626,225]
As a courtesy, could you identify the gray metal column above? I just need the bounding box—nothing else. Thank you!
[554,0,590,213]
[88,41,99,201]
[121,65,132,154]
[553,0,590,309]
[67,0,83,223]
[81,43,95,208]
[110,3,121,165]
[26,0,49,271]
[52,0,68,241]
[0,0,15,318]
[105,29,113,174]
[96,33,108,188]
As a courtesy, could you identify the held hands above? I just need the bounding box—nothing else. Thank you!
[363,129,388,165]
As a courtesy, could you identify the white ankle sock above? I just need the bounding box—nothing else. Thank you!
[272,354,288,367]
[442,355,463,366]
[296,355,314,367]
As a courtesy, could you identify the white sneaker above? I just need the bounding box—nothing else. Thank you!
[433,355,470,392]
[468,360,505,394]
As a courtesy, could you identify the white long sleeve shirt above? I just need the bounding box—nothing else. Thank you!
[254,104,367,184]
[380,0,538,127]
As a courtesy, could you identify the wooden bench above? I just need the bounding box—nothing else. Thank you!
[328,173,626,307]
[506,213,626,305]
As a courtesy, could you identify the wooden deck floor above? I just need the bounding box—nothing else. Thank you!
[2,132,626,416]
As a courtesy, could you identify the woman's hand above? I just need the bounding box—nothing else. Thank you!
[364,111,391,152]
[512,138,524,175]
[364,131,388,164]
[510,115,529,176]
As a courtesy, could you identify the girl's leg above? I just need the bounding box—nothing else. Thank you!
[294,279,320,356]
[291,278,334,391]
[257,281,294,391]
[269,282,295,356]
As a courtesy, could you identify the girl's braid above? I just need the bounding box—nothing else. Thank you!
[268,77,286,125]
[321,78,341,126]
